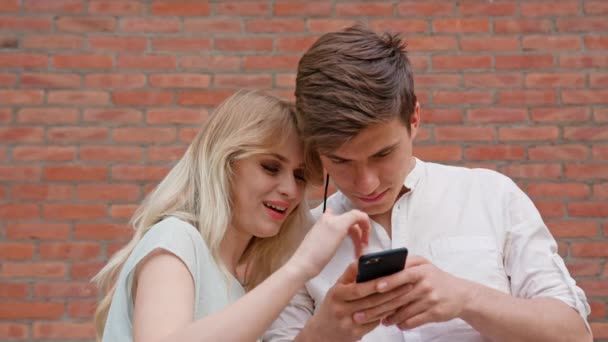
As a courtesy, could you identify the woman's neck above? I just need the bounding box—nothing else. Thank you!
[219,226,252,278]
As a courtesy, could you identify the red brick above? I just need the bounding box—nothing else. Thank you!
[585,1,608,14]
[33,322,95,339]
[0,204,39,220]
[0,283,28,299]
[0,302,64,319]
[39,243,102,260]
[151,1,209,15]
[557,18,608,32]
[68,301,97,318]
[549,221,598,238]
[435,126,495,142]
[524,35,583,51]
[150,74,210,88]
[21,72,81,88]
[591,73,608,88]
[1,263,66,280]
[433,18,490,33]
[596,108,608,122]
[414,145,462,162]
[494,18,552,33]
[74,223,132,239]
[565,163,608,180]
[121,18,180,33]
[110,204,139,220]
[80,146,143,162]
[6,223,70,240]
[433,91,493,104]
[179,127,199,143]
[591,323,608,339]
[529,144,589,161]
[563,90,608,105]
[178,90,235,106]
[560,55,608,69]
[112,165,170,181]
[499,126,559,141]
[525,73,585,88]
[85,73,146,89]
[54,54,113,70]
[0,127,43,142]
[18,108,76,124]
[89,0,143,15]
[521,1,579,16]
[47,126,109,142]
[148,146,188,162]
[77,184,140,201]
[571,242,608,257]
[0,17,52,31]
[414,74,460,89]
[467,108,527,123]
[43,203,107,220]
[71,261,105,279]
[152,37,212,51]
[594,183,608,199]
[246,19,305,33]
[502,163,562,179]
[214,74,273,89]
[44,165,107,182]
[89,36,147,51]
[275,2,331,16]
[371,21,428,36]
[147,109,207,124]
[463,74,522,88]
[0,243,35,260]
[180,55,240,71]
[528,182,590,199]
[13,146,75,162]
[0,108,11,123]
[22,34,84,50]
[24,0,83,13]
[56,16,115,32]
[460,36,519,51]
[11,184,73,201]
[568,202,608,218]
[0,34,17,48]
[117,55,176,70]
[48,90,109,105]
[0,0,18,12]
[34,282,96,300]
[400,37,456,52]
[184,18,242,33]
[335,2,393,16]
[495,55,554,70]
[564,126,608,141]
[275,36,317,52]
[585,35,608,50]
[566,261,601,277]
[423,109,463,124]
[0,166,41,181]
[0,73,15,86]
[215,37,273,52]
[112,127,176,143]
[398,1,454,16]
[83,108,142,123]
[410,56,430,71]
[498,90,557,105]
[531,107,589,122]
[112,90,173,106]
[308,19,359,33]
[536,201,565,218]
[460,1,517,16]
[0,53,47,68]
[214,2,269,15]
[465,145,525,161]
[0,323,26,339]
[432,55,491,70]
[589,301,606,319]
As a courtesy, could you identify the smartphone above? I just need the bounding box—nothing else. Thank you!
[356,247,408,283]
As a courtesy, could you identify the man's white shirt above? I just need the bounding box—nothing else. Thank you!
[264,159,590,342]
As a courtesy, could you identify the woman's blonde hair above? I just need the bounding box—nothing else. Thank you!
[92,90,321,340]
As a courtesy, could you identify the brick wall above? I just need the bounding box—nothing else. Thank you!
[0,0,606,340]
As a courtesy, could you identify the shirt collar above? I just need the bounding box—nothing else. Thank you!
[403,157,424,192]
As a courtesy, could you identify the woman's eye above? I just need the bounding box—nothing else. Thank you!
[262,163,279,174]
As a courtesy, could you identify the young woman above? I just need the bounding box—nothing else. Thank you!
[93,90,370,342]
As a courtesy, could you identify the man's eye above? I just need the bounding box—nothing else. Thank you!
[375,150,392,159]
[330,158,348,164]
[294,170,307,182]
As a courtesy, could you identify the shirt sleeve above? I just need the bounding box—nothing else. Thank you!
[262,285,315,341]
[503,178,590,328]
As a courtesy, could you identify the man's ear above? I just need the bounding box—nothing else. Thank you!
[410,101,421,138]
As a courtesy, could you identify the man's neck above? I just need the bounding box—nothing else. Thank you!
[370,212,392,238]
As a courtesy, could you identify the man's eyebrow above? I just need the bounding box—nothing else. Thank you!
[325,141,400,161]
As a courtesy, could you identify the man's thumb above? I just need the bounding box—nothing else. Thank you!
[337,261,358,284]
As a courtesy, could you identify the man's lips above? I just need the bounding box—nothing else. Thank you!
[356,188,389,203]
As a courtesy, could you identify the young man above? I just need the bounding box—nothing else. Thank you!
[264,25,591,342]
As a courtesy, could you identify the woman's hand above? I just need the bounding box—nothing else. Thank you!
[287,209,370,282]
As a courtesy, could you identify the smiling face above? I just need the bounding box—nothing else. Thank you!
[229,131,307,239]
[320,115,418,223]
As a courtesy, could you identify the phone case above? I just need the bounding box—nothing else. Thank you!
[356,247,408,283]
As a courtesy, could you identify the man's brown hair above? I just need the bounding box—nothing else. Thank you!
[295,24,417,183]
